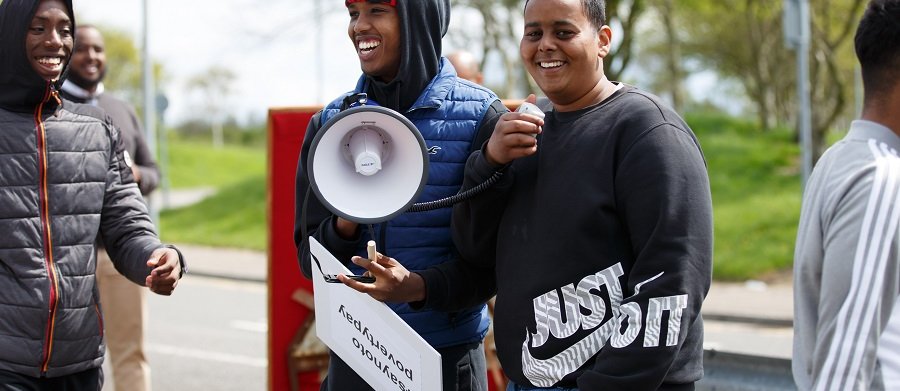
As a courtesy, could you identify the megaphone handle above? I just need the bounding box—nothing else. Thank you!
[367,240,377,262]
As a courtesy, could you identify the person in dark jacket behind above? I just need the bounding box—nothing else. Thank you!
[0,0,185,389]
[293,0,507,389]
[60,25,160,391]
[339,0,714,390]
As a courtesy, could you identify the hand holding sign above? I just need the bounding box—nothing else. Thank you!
[339,248,427,304]
[310,237,441,390]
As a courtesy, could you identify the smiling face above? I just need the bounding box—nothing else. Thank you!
[520,0,611,109]
[347,1,401,82]
[69,26,106,90]
[25,0,73,82]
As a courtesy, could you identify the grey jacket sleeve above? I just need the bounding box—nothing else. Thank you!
[805,160,900,390]
[125,104,160,196]
[99,121,166,285]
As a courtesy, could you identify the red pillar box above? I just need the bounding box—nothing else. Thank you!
[267,107,323,391]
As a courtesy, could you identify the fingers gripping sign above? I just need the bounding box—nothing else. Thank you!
[145,247,182,296]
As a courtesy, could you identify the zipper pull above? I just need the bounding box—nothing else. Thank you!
[49,83,62,116]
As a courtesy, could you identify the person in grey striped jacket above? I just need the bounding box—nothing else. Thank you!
[792,1,900,390]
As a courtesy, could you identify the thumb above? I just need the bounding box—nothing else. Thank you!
[525,93,537,104]
[146,250,163,268]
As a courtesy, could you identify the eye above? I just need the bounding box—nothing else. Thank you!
[30,25,45,34]
[524,30,542,41]
[348,10,359,18]
[555,30,575,39]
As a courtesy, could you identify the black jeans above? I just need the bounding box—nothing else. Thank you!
[321,341,488,391]
[0,368,103,391]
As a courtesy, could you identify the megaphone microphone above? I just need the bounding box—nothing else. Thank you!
[346,126,387,176]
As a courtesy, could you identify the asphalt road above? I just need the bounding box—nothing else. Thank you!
[94,273,794,390]
[102,275,267,391]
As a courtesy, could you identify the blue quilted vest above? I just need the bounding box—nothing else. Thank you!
[319,58,494,348]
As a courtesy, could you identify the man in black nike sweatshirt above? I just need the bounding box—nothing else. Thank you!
[340,0,713,389]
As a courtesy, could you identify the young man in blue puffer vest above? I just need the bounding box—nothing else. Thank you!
[293,0,508,390]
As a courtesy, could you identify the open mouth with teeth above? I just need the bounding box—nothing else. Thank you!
[539,61,564,69]
[358,40,381,54]
[37,57,62,66]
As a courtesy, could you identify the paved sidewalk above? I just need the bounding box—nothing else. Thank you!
[179,243,795,326]
[704,279,794,327]
[177,244,268,283]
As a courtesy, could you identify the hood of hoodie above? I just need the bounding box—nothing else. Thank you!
[0,0,75,113]
[365,0,449,113]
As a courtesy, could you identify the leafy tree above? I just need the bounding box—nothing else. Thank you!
[675,0,865,161]
[606,0,648,82]
[448,0,529,97]
[806,0,866,159]
[635,0,687,112]
[185,66,237,148]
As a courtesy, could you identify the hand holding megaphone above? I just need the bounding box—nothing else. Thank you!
[484,94,545,166]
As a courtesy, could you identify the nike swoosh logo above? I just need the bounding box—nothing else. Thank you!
[521,318,617,387]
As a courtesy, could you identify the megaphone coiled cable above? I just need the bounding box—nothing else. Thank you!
[407,169,504,213]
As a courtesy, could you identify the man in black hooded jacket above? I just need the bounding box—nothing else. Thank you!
[60,24,159,391]
[0,0,185,389]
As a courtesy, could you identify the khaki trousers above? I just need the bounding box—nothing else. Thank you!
[97,249,151,391]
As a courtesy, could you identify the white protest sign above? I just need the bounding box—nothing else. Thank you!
[309,237,442,391]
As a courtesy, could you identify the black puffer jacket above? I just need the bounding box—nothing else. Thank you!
[0,0,170,377]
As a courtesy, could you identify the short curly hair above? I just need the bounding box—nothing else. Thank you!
[854,0,900,99]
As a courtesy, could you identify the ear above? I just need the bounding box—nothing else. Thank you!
[597,25,613,58]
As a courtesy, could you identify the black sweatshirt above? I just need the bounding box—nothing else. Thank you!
[421,85,713,389]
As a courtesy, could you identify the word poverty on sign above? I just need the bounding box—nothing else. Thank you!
[309,237,442,391]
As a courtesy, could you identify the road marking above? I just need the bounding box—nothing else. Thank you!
[148,344,267,368]
[230,320,268,333]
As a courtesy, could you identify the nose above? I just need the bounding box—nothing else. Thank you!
[537,36,556,52]
[44,30,63,49]
[353,13,372,33]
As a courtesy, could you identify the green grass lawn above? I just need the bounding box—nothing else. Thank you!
[159,113,808,280]
[164,139,265,189]
[159,174,267,251]
[689,113,802,280]
[158,140,267,250]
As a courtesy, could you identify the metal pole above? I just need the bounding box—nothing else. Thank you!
[316,0,324,103]
[157,94,170,210]
[142,0,159,225]
[797,0,813,191]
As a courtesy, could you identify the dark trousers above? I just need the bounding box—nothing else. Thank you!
[321,341,488,391]
[0,368,103,391]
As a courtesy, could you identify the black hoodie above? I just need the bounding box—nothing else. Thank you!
[0,0,74,113]
[364,0,449,112]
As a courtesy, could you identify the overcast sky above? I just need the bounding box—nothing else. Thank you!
[72,1,727,125]
[73,0,489,125]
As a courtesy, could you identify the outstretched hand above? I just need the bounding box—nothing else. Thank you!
[485,94,544,165]
[145,248,182,295]
[338,252,426,304]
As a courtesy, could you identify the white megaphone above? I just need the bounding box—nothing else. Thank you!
[306,104,429,224]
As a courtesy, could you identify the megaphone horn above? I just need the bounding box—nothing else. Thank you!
[307,105,429,224]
